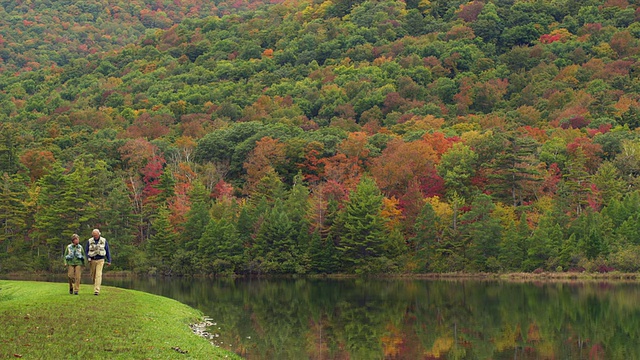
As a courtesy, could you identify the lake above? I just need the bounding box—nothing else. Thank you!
[8,276,640,359]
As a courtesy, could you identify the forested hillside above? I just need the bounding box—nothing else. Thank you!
[2,0,640,274]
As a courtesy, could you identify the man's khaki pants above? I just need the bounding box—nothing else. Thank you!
[67,265,82,293]
[89,259,105,294]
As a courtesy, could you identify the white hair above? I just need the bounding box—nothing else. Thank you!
[92,229,101,235]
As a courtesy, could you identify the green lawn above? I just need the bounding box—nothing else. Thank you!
[0,280,241,359]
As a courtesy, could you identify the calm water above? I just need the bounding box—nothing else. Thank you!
[9,276,640,359]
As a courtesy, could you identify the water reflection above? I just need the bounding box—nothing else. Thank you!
[10,276,640,359]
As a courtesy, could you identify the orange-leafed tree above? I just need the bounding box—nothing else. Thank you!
[337,131,370,163]
[380,196,404,231]
[179,113,214,138]
[319,153,363,191]
[20,149,55,183]
[123,113,173,139]
[317,132,371,190]
[243,136,286,195]
[422,131,457,157]
[370,137,438,198]
[118,138,158,171]
[298,141,324,184]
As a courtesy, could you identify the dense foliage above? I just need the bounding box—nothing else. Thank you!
[2,0,640,274]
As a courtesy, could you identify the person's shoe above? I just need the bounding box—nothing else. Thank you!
[94,292,99,296]
[74,292,78,295]
[69,289,73,294]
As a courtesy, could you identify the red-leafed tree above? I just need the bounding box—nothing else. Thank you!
[213,179,235,199]
[560,115,590,129]
[142,155,167,201]
[540,163,562,196]
[566,137,603,174]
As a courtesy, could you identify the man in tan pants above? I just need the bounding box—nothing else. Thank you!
[86,229,111,295]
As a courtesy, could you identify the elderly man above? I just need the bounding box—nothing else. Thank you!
[85,229,111,296]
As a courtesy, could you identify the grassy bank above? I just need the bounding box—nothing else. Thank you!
[0,280,240,359]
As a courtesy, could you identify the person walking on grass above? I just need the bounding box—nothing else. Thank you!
[85,229,111,296]
[64,234,85,295]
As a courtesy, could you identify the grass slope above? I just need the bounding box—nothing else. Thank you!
[0,280,240,359]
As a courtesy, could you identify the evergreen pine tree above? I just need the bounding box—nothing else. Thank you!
[284,173,310,224]
[285,173,312,270]
[412,202,439,271]
[236,204,255,245]
[0,173,27,256]
[181,181,211,251]
[487,133,541,207]
[64,160,100,234]
[101,179,138,269]
[154,168,176,206]
[254,202,298,273]
[524,212,563,271]
[336,176,387,273]
[593,161,626,205]
[199,217,243,274]
[499,213,529,271]
[33,162,70,254]
[251,168,286,204]
[558,150,591,216]
[558,233,580,270]
[575,211,608,260]
[148,206,176,270]
[308,230,326,273]
[0,124,22,175]
[308,231,338,273]
[214,218,244,269]
[460,194,502,271]
[617,215,640,246]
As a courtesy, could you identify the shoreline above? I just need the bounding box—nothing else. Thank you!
[3,270,638,282]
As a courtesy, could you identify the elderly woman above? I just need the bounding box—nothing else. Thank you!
[64,234,85,295]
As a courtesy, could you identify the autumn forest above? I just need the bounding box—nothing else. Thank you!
[2,0,640,275]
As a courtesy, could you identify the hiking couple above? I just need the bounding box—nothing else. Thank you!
[64,229,111,296]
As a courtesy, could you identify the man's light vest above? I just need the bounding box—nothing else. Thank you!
[88,237,107,257]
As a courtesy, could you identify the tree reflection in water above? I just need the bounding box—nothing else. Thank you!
[99,277,640,359]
